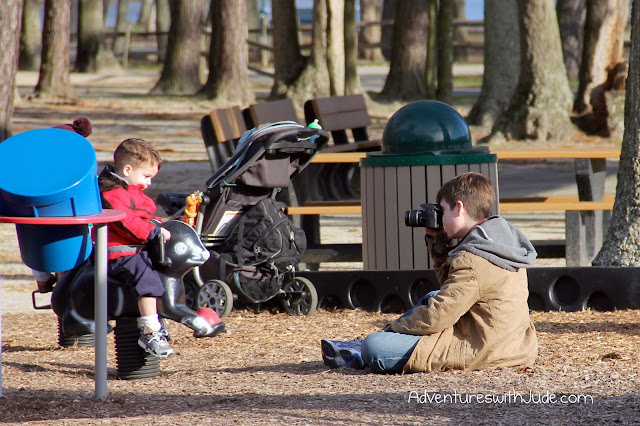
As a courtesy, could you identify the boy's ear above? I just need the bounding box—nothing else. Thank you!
[121,164,133,176]
[455,200,465,216]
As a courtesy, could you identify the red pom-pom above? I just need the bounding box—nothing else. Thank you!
[72,117,92,137]
[197,307,221,325]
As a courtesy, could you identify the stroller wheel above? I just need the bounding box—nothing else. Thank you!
[279,277,318,316]
[197,280,234,318]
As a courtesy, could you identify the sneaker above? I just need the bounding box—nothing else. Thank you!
[138,330,174,358]
[159,319,171,342]
[36,274,57,293]
[321,339,365,369]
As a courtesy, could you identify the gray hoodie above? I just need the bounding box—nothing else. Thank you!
[448,216,537,272]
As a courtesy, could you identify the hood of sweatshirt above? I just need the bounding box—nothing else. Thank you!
[448,216,537,271]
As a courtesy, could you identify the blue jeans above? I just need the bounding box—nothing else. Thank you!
[361,290,439,374]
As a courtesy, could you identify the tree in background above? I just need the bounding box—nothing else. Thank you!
[75,0,121,72]
[33,0,74,100]
[593,0,640,266]
[436,0,454,105]
[453,0,468,62]
[270,0,308,99]
[556,0,586,81]
[344,0,362,95]
[574,0,630,136]
[486,0,574,142]
[0,0,23,141]
[19,0,41,71]
[359,0,383,61]
[151,0,204,95]
[381,0,395,61]
[378,0,429,100]
[201,0,253,105]
[113,0,130,55]
[155,0,170,63]
[467,0,520,127]
[326,0,345,95]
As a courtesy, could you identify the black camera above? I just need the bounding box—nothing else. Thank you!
[405,203,443,229]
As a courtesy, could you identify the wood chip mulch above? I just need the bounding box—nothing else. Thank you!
[1,308,639,424]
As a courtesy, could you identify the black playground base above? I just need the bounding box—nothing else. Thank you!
[297,267,640,313]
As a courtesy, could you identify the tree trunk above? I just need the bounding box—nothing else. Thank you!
[437,0,454,105]
[34,0,75,100]
[487,0,574,142]
[344,0,362,95]
[425,0,437,98]
[270,0,307,98]
[467,0,520,127]
[155,0,170,63]
[358,0,383,61]
[246,0,260,62]
[0,0,23,141]
[113,0,130,55]
[574,0,629,135]
[453,0,468,62]
[136,0,153,31]
[201,0,253,105]
[556,0,586,81]
[75,0,121,72]
[270,0,330,103]
[378,0,429,101]
[151,0,204,95]
[19,0,41,71]
[593,0,640,266]
[326,0,345,96]
[381,0,395,61]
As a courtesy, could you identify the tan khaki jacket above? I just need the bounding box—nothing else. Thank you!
[389,248,538,373]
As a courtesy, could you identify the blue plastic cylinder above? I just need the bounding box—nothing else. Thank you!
[0,128,102,271]
[0,128,102,217]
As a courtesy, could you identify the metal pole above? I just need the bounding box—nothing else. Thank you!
[94,223,108,398]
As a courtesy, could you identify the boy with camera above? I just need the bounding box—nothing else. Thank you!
[321,172,538,373]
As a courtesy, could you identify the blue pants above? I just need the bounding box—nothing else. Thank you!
[361,290,439,374]
[108,251,164,299]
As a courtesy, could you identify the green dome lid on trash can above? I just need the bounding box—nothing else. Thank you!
[383,100,472,154]
[362,100,495,167]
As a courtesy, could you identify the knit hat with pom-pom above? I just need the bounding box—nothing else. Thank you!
[54,117,92,137]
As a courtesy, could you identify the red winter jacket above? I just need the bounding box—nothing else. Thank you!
[95,166,162,260]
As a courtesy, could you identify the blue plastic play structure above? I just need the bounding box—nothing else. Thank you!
[0,128,101,271]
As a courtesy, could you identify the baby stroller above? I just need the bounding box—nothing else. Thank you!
[161,121,329,318]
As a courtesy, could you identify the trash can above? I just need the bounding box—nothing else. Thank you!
[360,100,499,270]
[0,128,102,271]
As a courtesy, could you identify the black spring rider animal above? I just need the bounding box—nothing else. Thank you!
[52,220,226,339]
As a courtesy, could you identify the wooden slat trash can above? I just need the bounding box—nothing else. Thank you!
[360,100,499,270]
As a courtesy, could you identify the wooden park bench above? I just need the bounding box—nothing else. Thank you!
[200,106,246,172]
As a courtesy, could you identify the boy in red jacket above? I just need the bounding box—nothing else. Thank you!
[97,138,173,358]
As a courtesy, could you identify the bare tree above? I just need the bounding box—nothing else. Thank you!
[359,0,383,61]
[437,0,455,105]
[151,0,204,95]
[556,0,586,81]
[136,0,154,31]
[378,0,429,101]
[33,0,75,100]
[574,0,629,135]
[425,0,437,98]
[0,0,23,141]
[201,0,253,105]
[344,0,362,94]
[487,0,574,142]
[19,0,41,71]
[326,0,345,95]
[75,0,121,72]
[269,0,330,102]
[593,0,640,266]
[467,0,520,127]
[381,0,395,61]
[113,0,130,55]
[453,0,468,62]
[155,0,170,62]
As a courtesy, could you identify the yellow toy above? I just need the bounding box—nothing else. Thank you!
[181,191,203,228]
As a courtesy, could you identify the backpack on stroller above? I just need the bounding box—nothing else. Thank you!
[161,121,329,318]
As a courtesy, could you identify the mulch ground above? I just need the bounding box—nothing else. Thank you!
[1,308,640,424]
